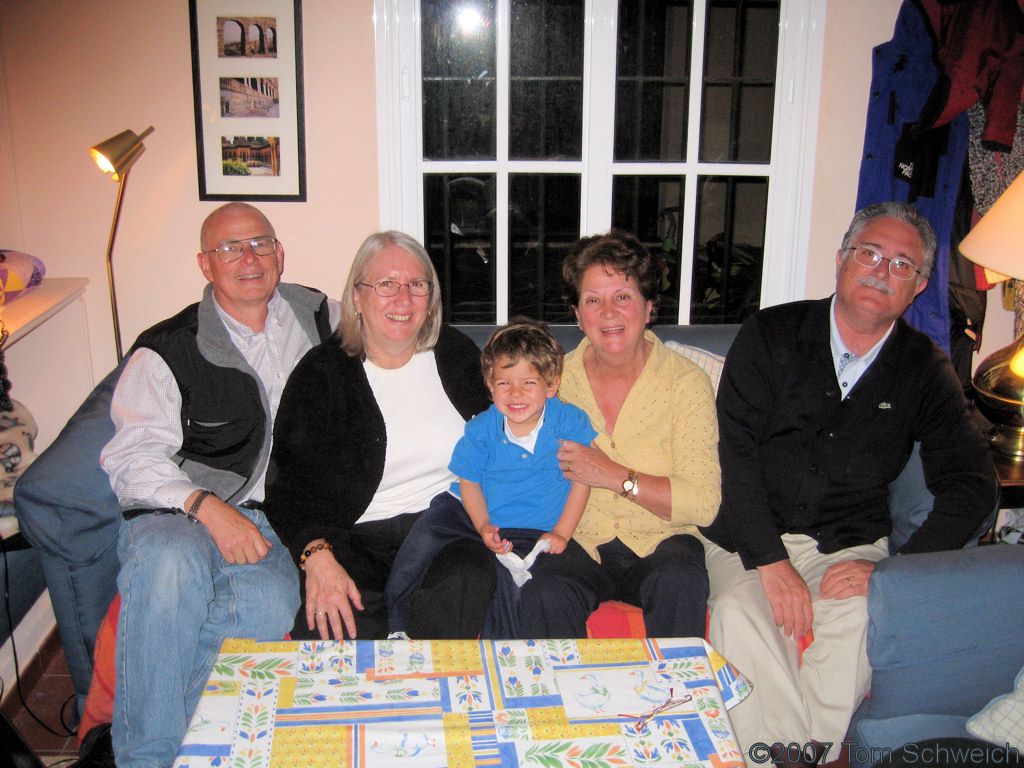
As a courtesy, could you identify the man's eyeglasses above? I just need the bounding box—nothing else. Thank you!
[358,279,433,297]
[846,245,921,281]
[203,236,279,263]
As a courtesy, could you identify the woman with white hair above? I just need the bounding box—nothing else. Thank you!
[265,231,495,640]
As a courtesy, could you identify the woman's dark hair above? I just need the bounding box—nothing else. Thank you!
[561,229,661,312]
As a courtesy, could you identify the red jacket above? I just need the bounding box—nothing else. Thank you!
[914,0,1024,151]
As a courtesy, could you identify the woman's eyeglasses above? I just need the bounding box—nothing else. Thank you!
[358,280,433,297]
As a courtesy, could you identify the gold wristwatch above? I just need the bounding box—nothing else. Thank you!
[620,469,639,497]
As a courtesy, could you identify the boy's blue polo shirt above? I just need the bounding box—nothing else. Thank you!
[448,397,597,530]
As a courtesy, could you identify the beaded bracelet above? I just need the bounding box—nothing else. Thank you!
[300,541,333,570]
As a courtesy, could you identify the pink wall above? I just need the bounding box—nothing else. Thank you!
[0,0,379,378]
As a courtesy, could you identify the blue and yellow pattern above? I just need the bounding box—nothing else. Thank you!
[174,638,750,768]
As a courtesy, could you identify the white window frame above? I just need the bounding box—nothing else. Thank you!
[374,0,827,323]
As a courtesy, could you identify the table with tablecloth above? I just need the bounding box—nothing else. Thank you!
[173,636,752,767]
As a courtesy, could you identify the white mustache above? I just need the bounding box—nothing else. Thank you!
[858,275,895,296]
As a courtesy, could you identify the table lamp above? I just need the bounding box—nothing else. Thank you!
[90,125,154,362]
[959,169,1024,457]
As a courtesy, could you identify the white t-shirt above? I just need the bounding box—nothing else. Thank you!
[357,350,467,523]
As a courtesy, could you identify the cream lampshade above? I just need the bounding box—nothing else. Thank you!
[959,170,1024,457]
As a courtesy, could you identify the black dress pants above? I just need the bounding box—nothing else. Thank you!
[519,534,709,638]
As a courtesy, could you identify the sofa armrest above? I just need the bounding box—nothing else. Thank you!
[864,546,1024,720]
[14,360,125,565]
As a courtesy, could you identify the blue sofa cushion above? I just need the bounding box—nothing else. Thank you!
[865,546,1024,721]
[886,442,933,553]
[452,323,743,359]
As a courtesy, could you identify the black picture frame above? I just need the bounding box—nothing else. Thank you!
[188,0,307,201]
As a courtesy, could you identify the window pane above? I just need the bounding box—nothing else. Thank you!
[615,0,693,162]
[424,174,497,322]
[691,175,767,324]
[700,0,779,163]
[611,175,685,324]
[508,174,581,321]
[510,0,584,160]
[421,0,497,160]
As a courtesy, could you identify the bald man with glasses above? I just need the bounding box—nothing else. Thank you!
[99,202,340,768]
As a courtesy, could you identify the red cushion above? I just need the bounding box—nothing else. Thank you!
[585,599,813,664]
[585,600,647,638]
[78,593,120,747]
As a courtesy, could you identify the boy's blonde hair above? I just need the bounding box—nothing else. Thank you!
[481,317,564,384]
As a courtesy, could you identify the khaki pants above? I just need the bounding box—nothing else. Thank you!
[703,534,889,767]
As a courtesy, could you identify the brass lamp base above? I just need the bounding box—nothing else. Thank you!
[973,332,1024,460]
[986,425,1024,459]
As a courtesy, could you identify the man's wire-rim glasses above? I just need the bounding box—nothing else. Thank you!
[358,279,433,297]
[845,245,921,280]
[203,236,279,263]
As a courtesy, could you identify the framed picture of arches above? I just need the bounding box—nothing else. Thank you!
[188,0,306,201]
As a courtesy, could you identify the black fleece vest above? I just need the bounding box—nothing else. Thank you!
[131,292,332,478]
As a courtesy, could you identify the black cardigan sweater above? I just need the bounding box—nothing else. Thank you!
[264,324,490,565]
[701,297,997,569]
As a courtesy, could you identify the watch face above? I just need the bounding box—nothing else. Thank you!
[622,479,636,493]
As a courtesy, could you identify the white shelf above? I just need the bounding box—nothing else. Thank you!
[1,277,91,542]
[0,284,92,697]
[2,277,89,347]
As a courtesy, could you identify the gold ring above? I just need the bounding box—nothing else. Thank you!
[563,462,571,472]
[314,611,327,616]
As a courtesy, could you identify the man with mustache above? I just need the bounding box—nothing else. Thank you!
[700,202,997,767]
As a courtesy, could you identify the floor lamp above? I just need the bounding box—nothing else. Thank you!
[89,126,154,362]
[959,170,1024,458]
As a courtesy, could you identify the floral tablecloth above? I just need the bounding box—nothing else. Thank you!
[174,636,751,768]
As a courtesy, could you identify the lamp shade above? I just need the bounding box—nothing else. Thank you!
[90,126,154,181]
[959,170,1024,280]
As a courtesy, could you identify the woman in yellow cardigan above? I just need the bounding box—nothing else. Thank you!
[520,229,721,638]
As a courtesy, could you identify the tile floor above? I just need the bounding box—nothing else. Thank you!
[1,629,80,766]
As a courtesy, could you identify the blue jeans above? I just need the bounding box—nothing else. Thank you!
[112,506,299,768]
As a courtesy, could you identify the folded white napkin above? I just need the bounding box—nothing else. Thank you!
[495,538,551,587]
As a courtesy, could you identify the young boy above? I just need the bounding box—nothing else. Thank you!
[386,318,596,638]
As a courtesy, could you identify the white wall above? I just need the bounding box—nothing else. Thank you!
[0,0,1010,380]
